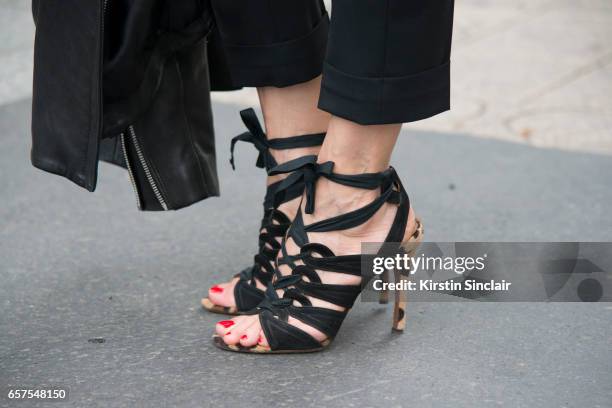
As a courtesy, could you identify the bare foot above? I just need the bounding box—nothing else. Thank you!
[205,195,301,308]
[204,146,317,310]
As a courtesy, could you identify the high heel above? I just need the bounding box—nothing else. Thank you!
[392,268,408,331]
[378,270,390,304]
[392,227,423,331]
[378,221,424,307]
[212,157,424,353]
[201,108,325,315]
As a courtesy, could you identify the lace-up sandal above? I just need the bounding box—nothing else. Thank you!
[212,156,424,353]
[201,109,325,315]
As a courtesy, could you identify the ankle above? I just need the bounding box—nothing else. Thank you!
[305,176,416,242]
[314,116,400,175]
[269,146,320,166]
[309,178,380,219]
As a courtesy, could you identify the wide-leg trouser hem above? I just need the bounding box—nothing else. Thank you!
[221,13,329,88]
[318,60,451,125]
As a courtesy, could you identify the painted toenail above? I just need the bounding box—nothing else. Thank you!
[217,320,234,328]
[210,285,223,293]
[225,331,231,336]
[240,335,247,340]
[257,335,263,344]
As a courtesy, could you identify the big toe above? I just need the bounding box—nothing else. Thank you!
[215,317,238,336]
[221,316,254,345]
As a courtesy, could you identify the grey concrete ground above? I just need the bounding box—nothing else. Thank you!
[1,99,612,407]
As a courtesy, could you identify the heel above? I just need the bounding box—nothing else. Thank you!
[391,218,424,332]
[392,269,407,332]
[378,270,390,304]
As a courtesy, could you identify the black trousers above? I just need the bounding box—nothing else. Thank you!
[210,0,454,125]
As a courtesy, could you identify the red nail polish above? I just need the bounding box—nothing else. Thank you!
[257,335,263,344]
[217,320,234,328]
[210,285,223,293]
[240,335,247,340]
[225,331,231,335]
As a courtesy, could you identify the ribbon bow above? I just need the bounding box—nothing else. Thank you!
[229,108,275,170]
[268,155,334,214]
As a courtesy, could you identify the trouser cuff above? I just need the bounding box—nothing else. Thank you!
[318,61,451,125]
[222,13,329,88]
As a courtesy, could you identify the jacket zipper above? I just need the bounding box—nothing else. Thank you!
[103,1,167,211]
[126,125,169,210]
[120,132,143,210]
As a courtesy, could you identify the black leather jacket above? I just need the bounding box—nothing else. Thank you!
[31,0,234,210]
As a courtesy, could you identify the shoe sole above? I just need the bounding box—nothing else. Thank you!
[200,298,244,316]
[212,335,330,354]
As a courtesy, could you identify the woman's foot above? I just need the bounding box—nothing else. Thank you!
[205,195,301,309]
[202,109,326,314]
[213,163,419,351]
[204,77,331,313]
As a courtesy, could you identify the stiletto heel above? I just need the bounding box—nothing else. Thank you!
[392,268,407,332]
[378,270,389,304]
[201,108,325,315]
[392,220,424,332]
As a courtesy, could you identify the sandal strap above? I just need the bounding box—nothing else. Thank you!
[258,309,322,351]
[288,306,347,339]
[233,278,268,311]
[230,108,325,171]
[263,176,304,210]
[269,155,402,215]
[296,281,361,308]
[271,248,363,309]
[255,288,348,345]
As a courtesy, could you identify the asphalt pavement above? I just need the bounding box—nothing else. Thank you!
[1,99,611,407]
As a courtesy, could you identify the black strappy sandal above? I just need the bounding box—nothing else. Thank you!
[212,156,424,353]
[201,109,325,315]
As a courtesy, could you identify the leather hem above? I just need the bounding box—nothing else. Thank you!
[31,154,93,192]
